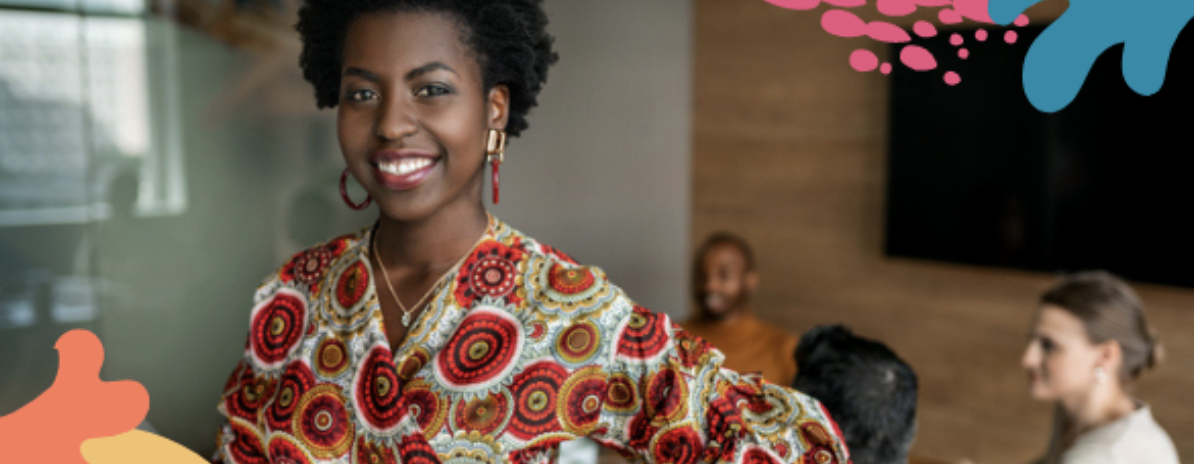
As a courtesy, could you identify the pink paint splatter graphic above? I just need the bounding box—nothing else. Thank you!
[914,20,938,37]
[901,45,938,70]
[768,0,1031,83]
[850,49,880,71]
[763,0,1030,85]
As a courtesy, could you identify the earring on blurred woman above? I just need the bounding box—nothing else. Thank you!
[486,129,506,204]
[1094,366,1108,384]
[339,168,372,210]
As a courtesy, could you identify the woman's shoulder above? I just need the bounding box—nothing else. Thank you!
[1063,406,1181,464]
[254,227,371,304]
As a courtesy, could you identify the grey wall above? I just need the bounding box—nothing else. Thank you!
[493,0,693,320]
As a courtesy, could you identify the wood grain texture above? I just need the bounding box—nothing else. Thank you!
[692,0,1191,462]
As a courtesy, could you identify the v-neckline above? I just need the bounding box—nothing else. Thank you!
[362,216,495,363]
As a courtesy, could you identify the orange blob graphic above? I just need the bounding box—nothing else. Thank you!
[0,329,149,464]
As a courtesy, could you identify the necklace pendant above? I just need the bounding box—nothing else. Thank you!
[402,311,412,327]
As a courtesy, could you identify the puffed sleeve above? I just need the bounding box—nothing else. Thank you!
[210,276,293,464]
[583,281,851,464]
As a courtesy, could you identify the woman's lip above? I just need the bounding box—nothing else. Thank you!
[369,149,440,191]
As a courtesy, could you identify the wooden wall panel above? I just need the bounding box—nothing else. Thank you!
[692,0,1192,462]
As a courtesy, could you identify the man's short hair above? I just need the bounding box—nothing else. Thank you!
[694,232,756,271]
[793,325,917,464]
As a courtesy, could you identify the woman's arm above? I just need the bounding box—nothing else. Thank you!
[582,283,850,464]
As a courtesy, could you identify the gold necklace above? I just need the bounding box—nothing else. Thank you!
[371,218,490,327]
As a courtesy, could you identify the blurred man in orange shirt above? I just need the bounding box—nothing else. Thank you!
[682,232,799,385]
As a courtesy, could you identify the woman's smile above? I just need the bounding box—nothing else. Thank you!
[369,148,441,191]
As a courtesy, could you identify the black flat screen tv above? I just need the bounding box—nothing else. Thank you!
[885,22,1194,288]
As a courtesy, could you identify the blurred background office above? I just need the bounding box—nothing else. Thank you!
[0,0,1189,463]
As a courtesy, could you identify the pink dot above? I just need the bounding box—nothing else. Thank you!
[976,29,988,41]
[913,20,937,38]
[959,48,969,59]
[866,21,913,43]
[950,33,963,46]
[1014,14,1029,27]
[899,44,938,71]
[763,0,822,10]
[944,71,961,85]
[1005,30,1018,44]
[822,9,868,38]
[938,8,962,24]
[880,63,893,74]
[849,49,879,72]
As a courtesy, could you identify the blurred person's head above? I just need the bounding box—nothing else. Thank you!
[1022,271,1164,403]
[793,325,917,464]
[693,232,757,320]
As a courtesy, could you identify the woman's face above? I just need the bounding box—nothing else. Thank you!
[1021,305,1106,402]
[337,11,508,222]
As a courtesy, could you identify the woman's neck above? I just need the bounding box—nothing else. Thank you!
[1058,381,1138,445]
[374,200,489,273]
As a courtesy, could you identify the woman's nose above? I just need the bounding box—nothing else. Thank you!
[375,98,418,141]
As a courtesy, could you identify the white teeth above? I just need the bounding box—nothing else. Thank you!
[378,158,432,176]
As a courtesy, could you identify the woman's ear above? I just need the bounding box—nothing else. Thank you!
[1099,339,1124,376]
[487,84,510,130]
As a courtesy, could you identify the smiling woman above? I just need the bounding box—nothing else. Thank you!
[209,1,851,464]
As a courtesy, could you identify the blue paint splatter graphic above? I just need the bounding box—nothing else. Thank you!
[989,0,1194,112]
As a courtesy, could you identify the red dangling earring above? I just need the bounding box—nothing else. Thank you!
[339,168,372,210]
[485,129,507,204]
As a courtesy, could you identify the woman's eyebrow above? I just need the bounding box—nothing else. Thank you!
[343,66,382,82]
[406,61,459,80]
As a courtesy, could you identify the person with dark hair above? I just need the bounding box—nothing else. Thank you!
[683,232,799,385]
[959,271,1179,464]
[209,2,850,463]
[793,325,918,464]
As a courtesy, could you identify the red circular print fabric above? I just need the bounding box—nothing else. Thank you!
[397,435,440,464]
[397,348,430,381]
[508,360,567,441]
[546,263,595,295]
[282,246,332,286]
[604,373,639,414]
[227,420,268,464]
[334,260,369,310]
[453,391,511,436]
[558,367,607,435]
[293,385,354,459]
[556,322,600,364]
[226,370,275,422]
[354,436,397,464]
[434,307,523,390]
[315,337,350,379]
[455,241,525,307]
[267,435,314,464]
[616,305,670,360]
[402,380,448,436]
[645,367,688,422]
[249,289,308,368]
[266,360,316,432]
[353,344,404,434]
[653,425,703,464]
[744,448,784,464]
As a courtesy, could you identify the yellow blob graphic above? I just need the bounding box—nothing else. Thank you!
[81,429,208,464]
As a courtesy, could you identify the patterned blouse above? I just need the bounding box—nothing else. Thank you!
[212,218,851,464]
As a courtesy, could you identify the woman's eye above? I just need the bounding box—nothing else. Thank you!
[1040,338,1055,352]
[415,84,452,97]
[347,89,378,102]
